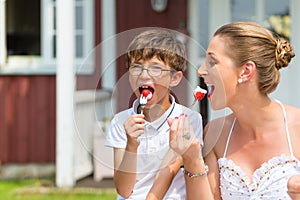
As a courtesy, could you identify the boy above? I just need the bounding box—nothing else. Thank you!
[104,28,203,199]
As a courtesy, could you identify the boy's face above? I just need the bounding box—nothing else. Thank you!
[129,57,183,109]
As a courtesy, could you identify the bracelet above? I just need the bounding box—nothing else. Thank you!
[180,164,209,178]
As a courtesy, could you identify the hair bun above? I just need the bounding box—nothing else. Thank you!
[275,38,295,70]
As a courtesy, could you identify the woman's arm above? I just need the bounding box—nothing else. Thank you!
[287,174,300,200]
[180,139,215,200]
[204,149,222,199]
[167,115,215,200]
[203,121,222,199]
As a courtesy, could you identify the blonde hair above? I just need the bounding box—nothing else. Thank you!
[126,29,187,71]
[214,22,295,94]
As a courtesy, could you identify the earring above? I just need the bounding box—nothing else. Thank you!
[238,78,243,84]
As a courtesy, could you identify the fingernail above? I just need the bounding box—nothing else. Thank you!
[175,117,179,119]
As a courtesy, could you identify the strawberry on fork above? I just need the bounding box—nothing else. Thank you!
[189,86,207,107]
[136,89,153,142]
[139,89,153,115]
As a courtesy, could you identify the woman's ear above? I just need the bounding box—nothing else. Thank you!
[170,71,183,87]
[239,61,256,82]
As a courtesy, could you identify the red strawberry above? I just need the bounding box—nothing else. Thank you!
[141,89,153,100]
[193,86,207,101]
[142,89,151,97]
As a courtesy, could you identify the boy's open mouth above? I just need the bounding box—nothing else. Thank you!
[139,85,154,99]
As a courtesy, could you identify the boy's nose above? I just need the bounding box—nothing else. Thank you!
[139,68,151,78]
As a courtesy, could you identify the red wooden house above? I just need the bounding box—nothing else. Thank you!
[1,0,298,187]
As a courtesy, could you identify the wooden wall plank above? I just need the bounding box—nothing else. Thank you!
[0,76,56,164]
[116,0,188,112]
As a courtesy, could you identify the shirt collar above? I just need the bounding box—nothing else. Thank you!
[132,95,176,131]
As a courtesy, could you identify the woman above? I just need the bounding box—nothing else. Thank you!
[168,22,300,199]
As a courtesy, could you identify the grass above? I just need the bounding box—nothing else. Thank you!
[0,179,117,200]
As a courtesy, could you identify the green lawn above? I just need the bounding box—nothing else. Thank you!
[0,179,117,200]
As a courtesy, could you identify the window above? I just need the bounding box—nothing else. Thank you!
[231,0,290,39]
[7,0,40,56]
[0,0,94,73]
[265,0,290,39]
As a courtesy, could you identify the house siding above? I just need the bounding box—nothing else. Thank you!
[0,0,101,164]
[116,0,188,112]
[0,75,56,163]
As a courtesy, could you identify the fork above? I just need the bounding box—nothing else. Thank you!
[139,94,148,115]
[188,99,198,108]
[136,94,148,143]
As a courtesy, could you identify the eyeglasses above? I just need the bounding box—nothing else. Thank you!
[129,65,175,77]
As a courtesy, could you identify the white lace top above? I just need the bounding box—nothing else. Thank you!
[218,101,300,200]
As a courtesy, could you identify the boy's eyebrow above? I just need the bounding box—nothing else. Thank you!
[132,61,165,66]
[149,61,164,65]
[131,61,143,65]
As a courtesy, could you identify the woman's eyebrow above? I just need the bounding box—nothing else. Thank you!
[207,51,215,56]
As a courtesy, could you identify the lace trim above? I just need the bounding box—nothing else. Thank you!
[218,154,300,191]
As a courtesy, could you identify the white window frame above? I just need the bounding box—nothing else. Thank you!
[0,0,94,74]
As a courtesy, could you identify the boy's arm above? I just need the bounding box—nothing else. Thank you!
[113,114,145,198]
[114,147,138,198]
[146,150,182,200]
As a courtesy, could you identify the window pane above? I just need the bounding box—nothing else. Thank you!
[76,35,83,57]
[54,5,57,30]
[53,35,56,58]
[231,0,255,22]
[6,0,40,55]
[76,6,83,29]
[199,0,209,50]
[265,0,290,39]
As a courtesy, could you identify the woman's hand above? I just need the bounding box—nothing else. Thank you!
[167,114,214,200]
[288,174,300,200]
[167,114,203,161]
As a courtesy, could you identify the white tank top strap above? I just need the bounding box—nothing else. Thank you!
[275,99,294,156]
[223,117,236,158]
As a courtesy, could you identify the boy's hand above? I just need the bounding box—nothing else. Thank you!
[288,174,300,200]
[124,114,145,150]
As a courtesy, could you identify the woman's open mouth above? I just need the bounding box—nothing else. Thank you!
[206,84,215,98]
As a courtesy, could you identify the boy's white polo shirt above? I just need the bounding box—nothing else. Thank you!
[105,95,203,200]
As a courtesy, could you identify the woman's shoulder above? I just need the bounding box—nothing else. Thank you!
[284,104,300,159]
[202,114,235,157]
[204,114,235,134]
[284,104,300,124]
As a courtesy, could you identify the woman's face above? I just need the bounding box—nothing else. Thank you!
[197,36,239,110]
